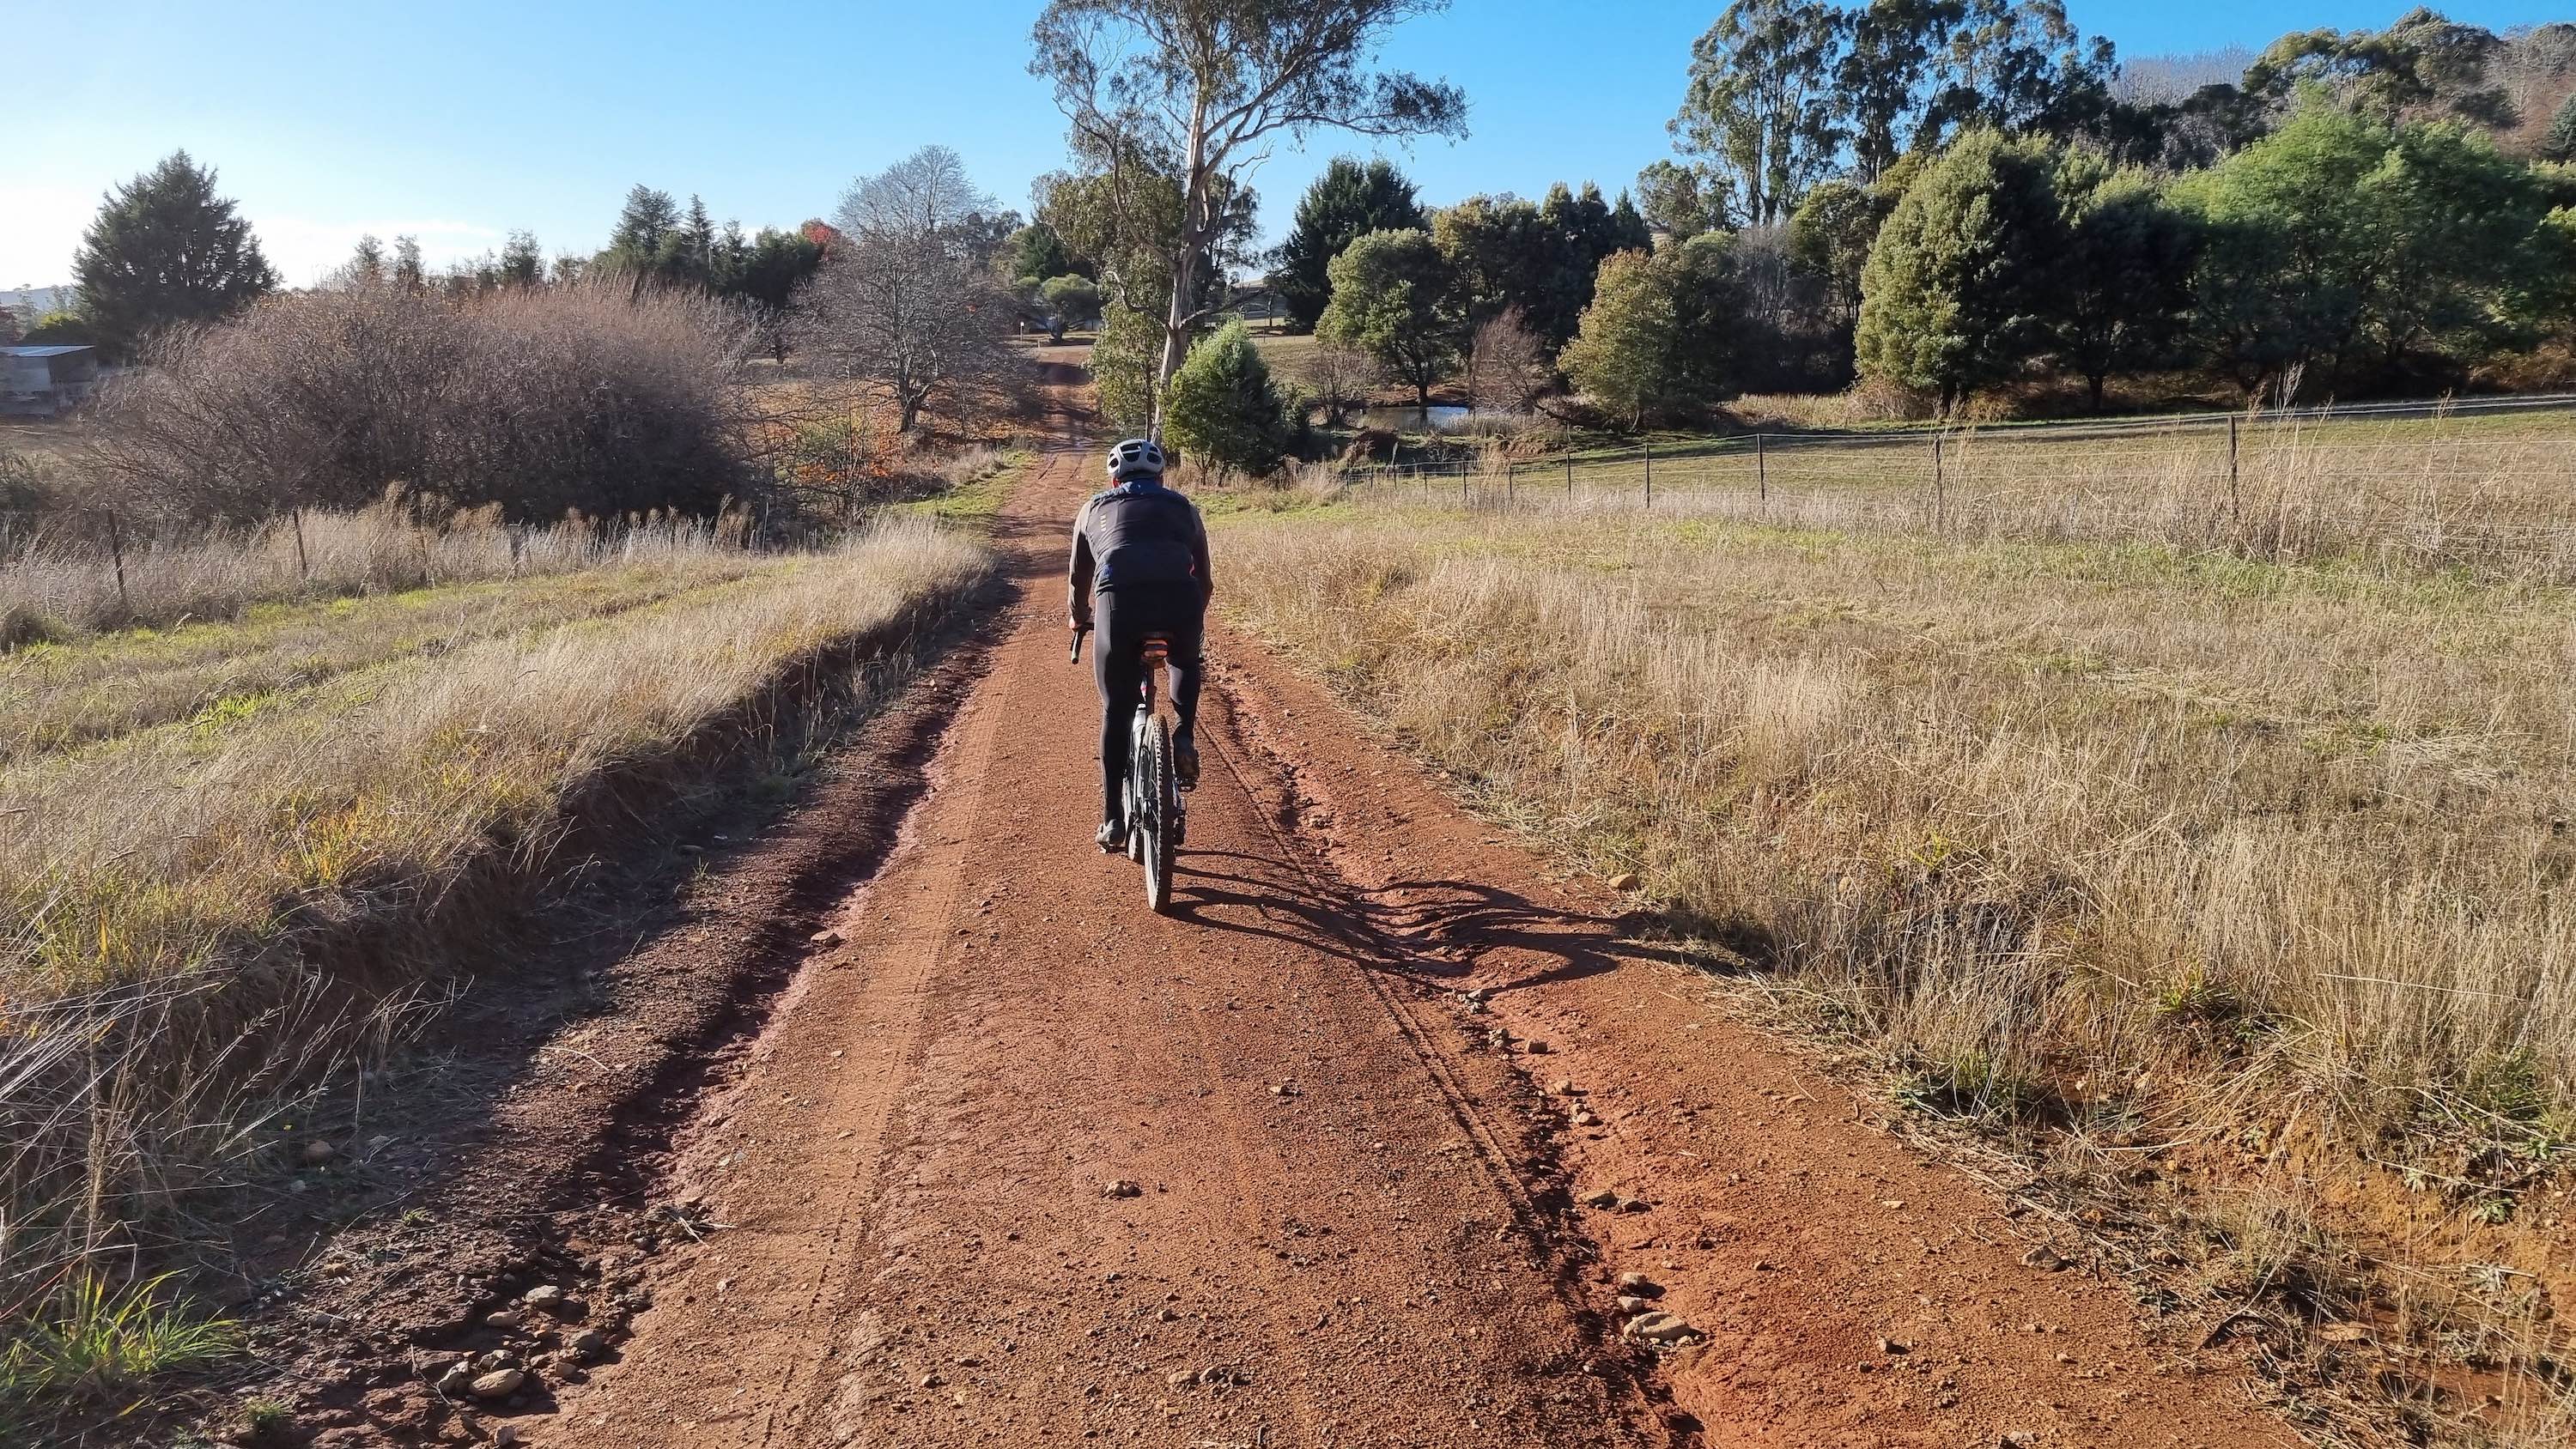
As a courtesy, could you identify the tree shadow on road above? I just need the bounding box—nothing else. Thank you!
[1169,846,1705,999]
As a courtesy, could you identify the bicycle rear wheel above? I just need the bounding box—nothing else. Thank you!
[1142,716,1176,914]
[1126,708,1148,863]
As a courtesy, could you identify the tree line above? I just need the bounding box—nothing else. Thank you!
[1242,4,2576,429]
[22,155,838,363]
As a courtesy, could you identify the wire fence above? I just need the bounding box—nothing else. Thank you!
[1326,401,2576,582]
[0,503,775,640]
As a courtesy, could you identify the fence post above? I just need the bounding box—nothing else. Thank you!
[1506,467,1515,509]
[1461,472,1469,509]
[104,510,131,617]
[1642,442,1654,508]
[2227,414,2242,533]
[1932,433,1946,531]
[1565,455,1575,501]
[292,506,310,583]
[1756,432,1767,506]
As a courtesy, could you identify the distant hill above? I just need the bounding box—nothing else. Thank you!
[2114,49,2257,105]
[1,287,77,318]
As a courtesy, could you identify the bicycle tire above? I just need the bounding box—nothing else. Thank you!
[1144,716,1175,914]
[1126,707,1148,864]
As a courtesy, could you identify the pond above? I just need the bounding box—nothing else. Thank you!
[1357,404,1471,432]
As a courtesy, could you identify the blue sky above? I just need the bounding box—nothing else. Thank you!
[6,0,2566,291]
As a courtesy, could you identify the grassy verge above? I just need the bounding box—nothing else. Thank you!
[1215,495,2576,1442]
[1,495,762,642]
[0,559,778,763]
[890,446,1029,527]
[0,519,992,1427]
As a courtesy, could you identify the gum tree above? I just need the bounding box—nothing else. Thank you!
[1030,0,1467,428]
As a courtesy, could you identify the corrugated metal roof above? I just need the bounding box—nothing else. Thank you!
[3,345,93,358]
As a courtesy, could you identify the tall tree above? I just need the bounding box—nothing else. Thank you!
[499,230,545,288]
[1919,0,2119,147]
[1788,175,1890,338]
[731,227,827,360]
[2244,9,2514,129]
[1002,221,1079,288]
[800,146,1023,432]
[1030,0,1467,428]
[1534,181,1650,344]
[1432,193,1551,332]
[1854,129,2064,405]
[1275,156,1426,330]
[1672,0,1846,227]
[72,151,277,356]
[1316,227,1461,413]
[1561,236,1743,427]
[1634,160,1733,239]
[346,233,386,288]
[608,185,683,264]
[392,235,426,293]
[1837,0,1942,179]
[2162,104,2553,394]
[2050,152,2197,409]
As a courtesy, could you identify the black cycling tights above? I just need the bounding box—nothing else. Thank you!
[1092,583,1205,825]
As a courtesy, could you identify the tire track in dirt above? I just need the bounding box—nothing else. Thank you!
[556,440,1668,1447]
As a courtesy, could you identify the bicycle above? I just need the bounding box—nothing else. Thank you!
[1072,625,1188,913]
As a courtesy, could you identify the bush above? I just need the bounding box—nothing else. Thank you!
[1163,321,1291,475]
[79,279,760,524]
[19,311,88,346]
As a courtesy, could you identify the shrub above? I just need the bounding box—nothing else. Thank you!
[78,279,760,525]
[19,312,89,346]
[1163,321,1291,474]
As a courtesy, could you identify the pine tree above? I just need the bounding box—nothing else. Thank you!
[1276,158,1425,332]
[2545,92,2576,163]
[608,185,682,266]
[72,150,277,355]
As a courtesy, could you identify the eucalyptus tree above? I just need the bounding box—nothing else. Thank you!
[1672,0,1847,228]
[1030,0,1467,426]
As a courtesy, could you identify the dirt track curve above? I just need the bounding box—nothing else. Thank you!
[544,365,2293,1449]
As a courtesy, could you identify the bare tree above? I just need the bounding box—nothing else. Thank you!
[800,147,1024,433]
[1297,338,1378,427]
[1030,0,1467,428]
[1465,306,1546,414]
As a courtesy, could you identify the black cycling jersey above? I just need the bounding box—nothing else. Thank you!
[1068,476,1212,621]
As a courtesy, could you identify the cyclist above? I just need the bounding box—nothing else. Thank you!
[1069,439,1212,853]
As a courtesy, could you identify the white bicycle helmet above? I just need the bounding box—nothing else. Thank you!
[1107,438,1166,481]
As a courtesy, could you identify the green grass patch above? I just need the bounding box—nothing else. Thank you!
[0,1271,237,1415]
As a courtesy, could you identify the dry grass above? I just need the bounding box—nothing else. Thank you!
[1344,408,2576,585]
[0,494,763,643]
[0,519,991,1386]
[1215,426,2576,1441]
[0,558,774,764]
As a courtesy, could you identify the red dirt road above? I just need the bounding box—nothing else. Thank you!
[550,434,2293,1447]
